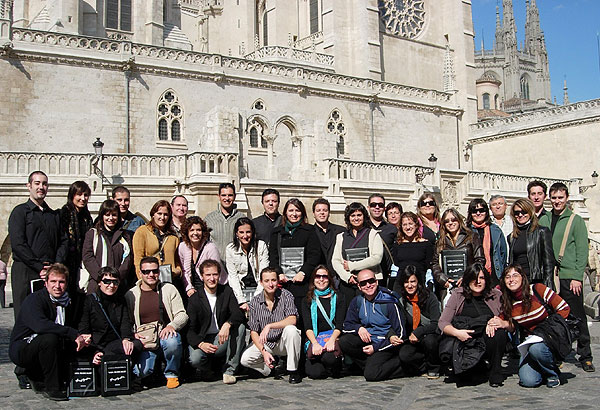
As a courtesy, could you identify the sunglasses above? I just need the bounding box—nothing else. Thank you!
[315,274,329,280]
[443,218,458,224]
[421,200,436,207]
[358,277,377,287]
[472,208,487,215]
[369,202,385,208]
[101,278,120,286]
[141,268,160,275]
[514,210,527,217]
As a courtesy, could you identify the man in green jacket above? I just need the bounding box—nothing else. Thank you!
[539,182,594,372]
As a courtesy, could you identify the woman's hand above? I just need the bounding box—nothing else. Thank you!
[409,333,419,344]
[390,335,403,346]
[324,338,336,352]
[343,260,349,271]
[348,275,358,285]
[187,288,197,297]
[122,339,134,355]
[292,272,304,283]
[311,343,324,356]
[444,279,454,289]
[92,351,104,365]
[239,302,249,311]
[279,274,288,283]
[455,329,474,342]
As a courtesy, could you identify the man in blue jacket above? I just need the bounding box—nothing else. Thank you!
[339,268,407,381]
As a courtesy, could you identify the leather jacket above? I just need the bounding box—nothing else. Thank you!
[508,225,555,289]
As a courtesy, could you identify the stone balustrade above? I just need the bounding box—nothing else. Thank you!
[466,171,566,195]
[245,45,334,69]
[326,158,433,186]
[293,31,324,50]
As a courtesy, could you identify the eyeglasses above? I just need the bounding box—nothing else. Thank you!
[472,208,487,215]
[421,200,436,207]
[514,210,527,217]
[443,218,458,224]
[101,278,120,286]
[505,273,521,280]
[315,274,329,280]
[369,202,385,209]
[358,277,377,287]
[141,268,160,275]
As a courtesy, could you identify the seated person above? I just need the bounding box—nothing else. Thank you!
[438,263,507,387]
[240,267,302,384]
[187,260,246,384]
[125,257,188,389]
[339,268,407,382]
[301,265,345,379]
[396,265,441,378]
[9,263,90,401]
[78,266,142,364]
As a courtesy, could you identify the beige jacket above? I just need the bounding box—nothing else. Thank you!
[125,280,188,331]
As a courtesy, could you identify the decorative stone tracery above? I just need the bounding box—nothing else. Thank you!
[378,0,426,39]
[157,90,184,142]
[327,109,347,156]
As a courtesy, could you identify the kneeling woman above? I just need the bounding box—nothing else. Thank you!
[438,263,507,387]
[397,265,441,378]
[78,267,142,364]
[301,266,345,379]
[491,265,569,388]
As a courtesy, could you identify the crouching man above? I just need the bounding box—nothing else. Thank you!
[340,268,407,381]
[125,256,188,389]
[9,263,90,401]
[187,260,246,384]
[241,267,302,383]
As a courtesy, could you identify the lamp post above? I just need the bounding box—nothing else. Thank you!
[579,171,599,194]
[92,138,109,190]
[416,153,437,184]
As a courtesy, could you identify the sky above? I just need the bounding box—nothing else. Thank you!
[471,0,600,103]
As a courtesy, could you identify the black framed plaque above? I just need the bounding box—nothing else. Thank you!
[441,249,467,280]
[101,359,131,396]
[68,361,98,397]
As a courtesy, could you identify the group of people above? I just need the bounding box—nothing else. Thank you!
[6,171,594,401]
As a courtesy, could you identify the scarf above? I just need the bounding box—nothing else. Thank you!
[472,221,492,274]
[407,293,421,330]
[517,221,531,230]
[285,220,302,236]
[311,287,336,337]
[50,291,71,325]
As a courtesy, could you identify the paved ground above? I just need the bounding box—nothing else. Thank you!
[2,303,600,410]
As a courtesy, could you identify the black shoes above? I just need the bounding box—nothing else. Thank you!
[582,360,595,372]
[288,372,302,384]
[17,375,31,390]
[43,390,68,401]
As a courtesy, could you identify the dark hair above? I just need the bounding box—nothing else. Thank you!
[396,211,422,242]
[67,181,91,203]
[385,202,403,219]
[232,217,257,251]
[397,265,430,308]
[199,259,222,276]
[416,192,440,223]
[261,188,280,202]
[500,264,532,321]
[461,263,491,300]
[549,182,569,197]
[45,263,69,282]
[99,266,120,281]
[111,185,130,198]
[466,198,491,225]
[312,198,330,212]
[148,200,175,233]
[281,198,308,225]
[181,216,211,247]
[28,170,48,184]
[344,202,371,230]
[368,193,385,203]
[259,267,279,281]
[436,208,471,253]
[171,195,188,206]
[306,265,337,303]
[527,180,547,196]
[219,182,236,195]
[95,199,122,230]
[140,256,159,269]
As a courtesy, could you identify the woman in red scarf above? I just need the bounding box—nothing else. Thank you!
[466,199,507,286]
[397,265,441,378]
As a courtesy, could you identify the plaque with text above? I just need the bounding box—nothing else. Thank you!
[280,247,305,279]
[441,249,467,280]
[159,264,172,284]
[101,359,131,396]
[68,361,98,397]
[345,247,369,262]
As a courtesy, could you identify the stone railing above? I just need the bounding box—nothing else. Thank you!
[293,31,324,50]
[466,171,567,195]
[105,28,133,41]
[245,45,334,68]
[326,158,433,186]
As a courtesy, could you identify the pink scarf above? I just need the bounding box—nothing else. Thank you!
[472,221,492,274]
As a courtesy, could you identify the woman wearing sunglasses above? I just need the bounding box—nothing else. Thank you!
[416,193,441,243]
[466,198,507,286]
[507,198,555,288]
[78,266,142,365]
[301,266,345,379]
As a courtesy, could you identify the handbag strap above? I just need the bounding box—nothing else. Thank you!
[531,284,554,316]
[557,214,576,264]
[349,228,369,249]
[158,283,167,326]
[315,296,335,330]
[92,293,122,340]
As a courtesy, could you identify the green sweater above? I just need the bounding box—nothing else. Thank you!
[539,208,588,281]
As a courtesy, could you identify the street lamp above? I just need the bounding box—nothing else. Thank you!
[580,171,599,193]
[93,137,104,156]
[416,153,437,184]
[92,138,109,189]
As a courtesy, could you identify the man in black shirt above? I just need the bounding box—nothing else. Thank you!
[312,198,344,274]
[8,171,68,320]
[252,188,282,245]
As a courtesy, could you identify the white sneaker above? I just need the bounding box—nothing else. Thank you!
[223,374,236,385]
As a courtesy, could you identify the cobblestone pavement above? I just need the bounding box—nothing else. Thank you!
[2,305,600,409]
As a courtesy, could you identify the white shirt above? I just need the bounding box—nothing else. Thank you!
[204,289,219,334]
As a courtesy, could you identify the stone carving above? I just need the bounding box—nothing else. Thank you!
[442,180,459,208]
[378,0,426,39]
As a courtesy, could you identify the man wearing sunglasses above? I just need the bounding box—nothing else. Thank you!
[367,193,397,287]
[125,257,188,389]
[340,269,407,381]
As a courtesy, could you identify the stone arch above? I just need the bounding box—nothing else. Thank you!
[520,73,532,100]
[251,98,266,110]
[246,114,270,148]
[273,115,301,180]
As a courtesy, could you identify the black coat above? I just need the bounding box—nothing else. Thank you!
[508,226,555,288]
[399,291,441,339]
[269,224,323,298]
[186,284,245,348]
[78,292,134,350]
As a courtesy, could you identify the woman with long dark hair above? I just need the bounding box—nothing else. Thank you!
[301,265,345,379]
[396,265,441,378]
[178,216,224,297]
[82,199,133,294]
[133,200,181,280]
[507,198,555,288]
[226,217,269,310]
[332,202,384,303]
[60,180,93,292]
[491,265,569,388]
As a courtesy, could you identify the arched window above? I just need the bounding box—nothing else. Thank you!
[248,119,268,149]
[106,0,132,32]
[327,109,347,157]
[494,94,499,110]
[520,76,530,100]
[482,93,490,110]
[157,90,184,142]
[310,0,319,34]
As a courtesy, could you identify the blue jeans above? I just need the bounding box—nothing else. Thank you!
[519,341,558,387]
[188,323,246,376]
[134,333,182,379]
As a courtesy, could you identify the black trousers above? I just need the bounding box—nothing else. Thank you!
[304,351,342,379]
[339,333,403,381]
[11,261,41,320]
[0,279,6,308]
[13,334,73,392]
[338,281,357,311]
[560,278,592,361]
[398,333,441,374]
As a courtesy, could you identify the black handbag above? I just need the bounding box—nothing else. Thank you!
[531,286,581,360]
